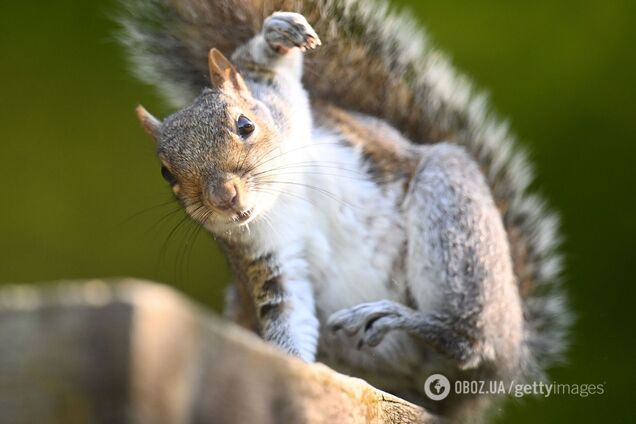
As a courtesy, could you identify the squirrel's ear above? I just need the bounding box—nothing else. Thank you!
[208,48,249,93]
[135,105,162,143]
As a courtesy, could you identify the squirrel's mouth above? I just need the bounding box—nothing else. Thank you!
[233,207,255,224]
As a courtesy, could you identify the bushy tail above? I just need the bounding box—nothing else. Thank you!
[118,0,571,378]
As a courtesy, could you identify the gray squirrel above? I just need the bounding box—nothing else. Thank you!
[121,1,570,421]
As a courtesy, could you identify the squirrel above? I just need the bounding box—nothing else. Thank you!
[121,1,571,421]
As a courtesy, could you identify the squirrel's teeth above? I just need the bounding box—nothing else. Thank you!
[236,208,254,222]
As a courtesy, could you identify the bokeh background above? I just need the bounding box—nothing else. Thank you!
[0,0,633,422]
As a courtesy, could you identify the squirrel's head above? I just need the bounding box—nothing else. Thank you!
[135,49,285,233]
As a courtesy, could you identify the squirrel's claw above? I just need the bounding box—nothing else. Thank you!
[327,300,413,348]
[263,12,321,54]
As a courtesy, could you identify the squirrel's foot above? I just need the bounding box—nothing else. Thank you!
[263,12,321,54]
[328,301,484,368]
[327,300,413,349]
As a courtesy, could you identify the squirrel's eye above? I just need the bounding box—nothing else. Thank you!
[160,166,177,186]
[237,114,255,138]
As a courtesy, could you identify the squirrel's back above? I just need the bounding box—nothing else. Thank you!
[119,0,570,381]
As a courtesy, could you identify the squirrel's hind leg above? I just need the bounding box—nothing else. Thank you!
[328,143,521,371]
[400,143,521,371]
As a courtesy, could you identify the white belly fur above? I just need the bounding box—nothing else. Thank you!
[301,130,407,317]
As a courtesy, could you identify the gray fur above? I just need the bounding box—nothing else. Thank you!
[329,143,524,376]
[118,0,571,420]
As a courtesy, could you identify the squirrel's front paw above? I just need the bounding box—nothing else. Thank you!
[263,12,321,54]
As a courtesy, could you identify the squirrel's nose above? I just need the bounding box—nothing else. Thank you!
[205,179,240,210]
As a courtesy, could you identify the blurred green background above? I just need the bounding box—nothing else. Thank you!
[0,0,633,422]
